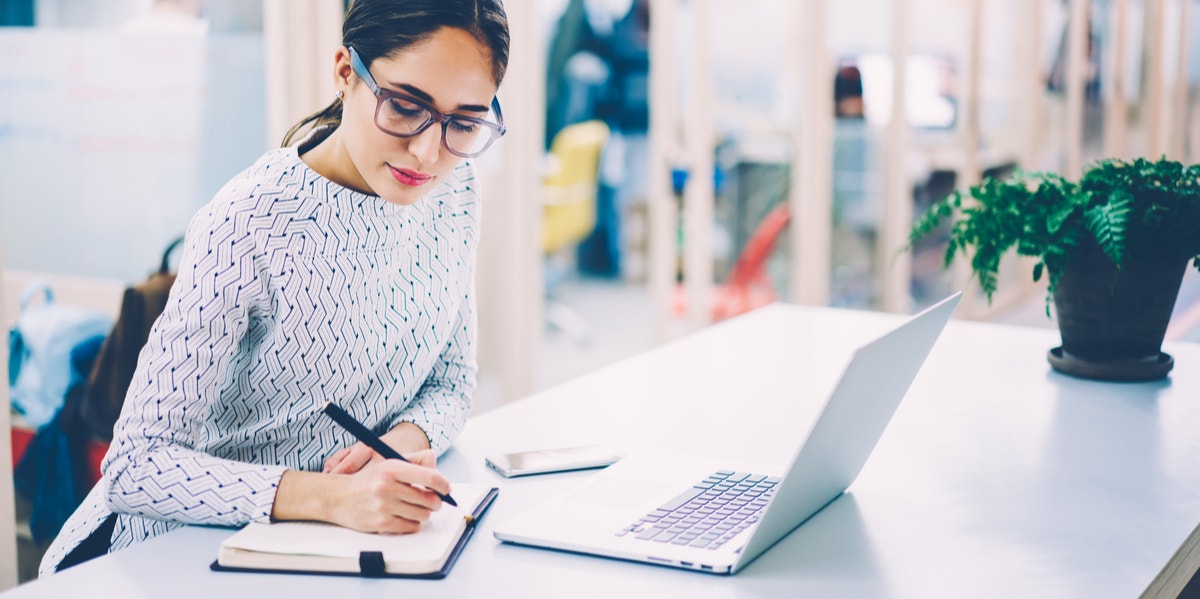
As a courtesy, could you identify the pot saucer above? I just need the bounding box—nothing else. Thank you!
[1047,346,1174,382]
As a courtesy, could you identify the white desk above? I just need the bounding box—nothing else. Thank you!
[6,304,1200,598]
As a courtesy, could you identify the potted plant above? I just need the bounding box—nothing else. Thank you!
[909,157,1200,381]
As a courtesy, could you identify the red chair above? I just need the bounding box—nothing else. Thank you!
[11,425,107,488]
[675,203,792,322]
[712,204,791,321]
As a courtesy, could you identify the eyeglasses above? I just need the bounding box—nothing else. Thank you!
[348,46,506,158]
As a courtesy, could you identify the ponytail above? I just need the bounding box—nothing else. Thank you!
[281,97,344,148]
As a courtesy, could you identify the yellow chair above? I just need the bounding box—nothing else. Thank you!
[542,120,610,253]
[541,120,610,343]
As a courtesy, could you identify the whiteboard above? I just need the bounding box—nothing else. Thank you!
[0,29,266,282]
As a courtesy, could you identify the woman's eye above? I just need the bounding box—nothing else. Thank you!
[386,98,425,117]
[448,119,479,134]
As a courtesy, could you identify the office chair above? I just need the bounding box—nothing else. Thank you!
[672,203,791,323]
[542,120,611,344]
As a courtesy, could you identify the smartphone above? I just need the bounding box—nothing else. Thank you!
[485,444,623,478]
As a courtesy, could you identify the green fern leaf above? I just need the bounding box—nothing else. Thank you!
[1046,199,1077,235]
[1084,190,1132,266]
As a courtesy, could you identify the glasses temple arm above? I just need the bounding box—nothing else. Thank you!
[490,97,507,133]
[347,46,381,95]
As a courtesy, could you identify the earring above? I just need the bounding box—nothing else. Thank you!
[335,90,344,100]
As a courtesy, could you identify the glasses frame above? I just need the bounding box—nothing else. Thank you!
[348,46,506,158]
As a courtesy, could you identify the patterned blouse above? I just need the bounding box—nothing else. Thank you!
[41,146,480,575]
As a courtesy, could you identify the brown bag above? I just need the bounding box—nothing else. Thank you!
[77,237,183,442]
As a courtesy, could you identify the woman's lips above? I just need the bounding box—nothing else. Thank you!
[388,164,432,187]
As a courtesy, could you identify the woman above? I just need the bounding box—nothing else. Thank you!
[41,0,509,575]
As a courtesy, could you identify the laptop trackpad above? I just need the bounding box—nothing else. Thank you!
[567,477,672,510]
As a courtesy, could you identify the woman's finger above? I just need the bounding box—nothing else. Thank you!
[402,449,438,469]
[328,443,375,474]
[379,460,451,504]
[323,446,352,472]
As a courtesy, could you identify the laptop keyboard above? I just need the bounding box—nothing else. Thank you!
[615,470,779,550]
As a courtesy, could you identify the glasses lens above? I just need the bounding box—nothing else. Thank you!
[444,117,498,157]
[377,96,432,136]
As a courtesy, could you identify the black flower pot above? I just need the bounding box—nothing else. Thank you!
[1048,241,1188,381]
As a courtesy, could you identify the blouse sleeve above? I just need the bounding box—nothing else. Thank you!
[102,198,286,526]
[393,272,477,455]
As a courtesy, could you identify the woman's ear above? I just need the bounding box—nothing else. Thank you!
[332,46,354,95]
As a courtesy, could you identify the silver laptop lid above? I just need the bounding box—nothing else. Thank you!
[734,292,961,571]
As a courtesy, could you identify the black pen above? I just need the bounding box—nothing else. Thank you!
[322,402,458,507]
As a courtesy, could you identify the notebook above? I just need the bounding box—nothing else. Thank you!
[494,293,960,575]
[212,483,498,579]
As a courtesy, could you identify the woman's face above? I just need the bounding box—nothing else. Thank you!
[333,27,498,206]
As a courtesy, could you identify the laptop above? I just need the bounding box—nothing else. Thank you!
[494,293,961,574]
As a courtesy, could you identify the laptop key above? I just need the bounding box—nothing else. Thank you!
[652,531,679,543]
[636,526,668,540]
[658,487,706,512]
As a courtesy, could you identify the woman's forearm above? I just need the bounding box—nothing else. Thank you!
[271,469,336,522]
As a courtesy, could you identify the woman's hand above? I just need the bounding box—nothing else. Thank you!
[272,450,452,534]
[323,422,432,474]
[325,453,450,533]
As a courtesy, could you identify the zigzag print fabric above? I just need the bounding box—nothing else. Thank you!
[41,146,480,576]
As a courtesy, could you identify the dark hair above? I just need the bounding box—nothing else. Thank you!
[834,66,863,102]
[282,0,510,148]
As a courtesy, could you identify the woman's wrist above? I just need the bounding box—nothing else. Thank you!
[271,469,337,522]
[385,421,432,453]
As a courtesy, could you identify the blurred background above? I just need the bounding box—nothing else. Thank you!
[2,0,1200,585]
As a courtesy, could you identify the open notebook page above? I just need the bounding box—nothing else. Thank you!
[218,483,493,574]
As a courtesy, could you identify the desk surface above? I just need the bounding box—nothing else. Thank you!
[6,304,1200,598]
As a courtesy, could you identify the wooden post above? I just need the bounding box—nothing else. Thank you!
[683,0,715,329]
[1146,0,1167,158]
[955,0,984,318]
[1064,0,1090,178]
[879,0,912,313]
[1170,0,1192,160]
[648,0,680,343]
[1192,92,1200,164]
[262,0,343,148]
[961,0,983,206]
[491,0,543,400]
[789,0,832,306]
[1105,0,1130,159]
[1017,0,1046,169]
[0,244,19,588]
